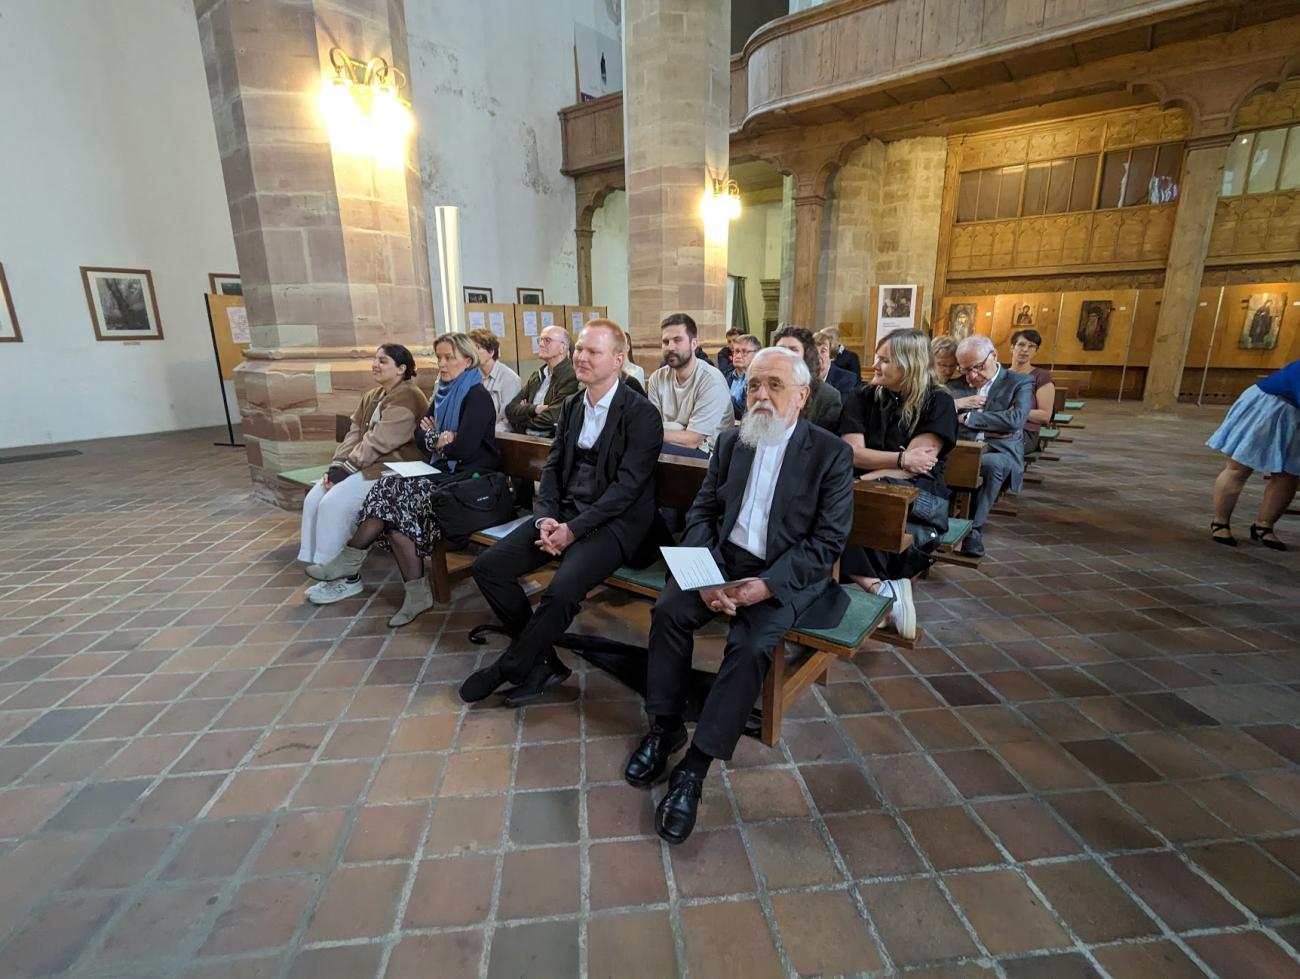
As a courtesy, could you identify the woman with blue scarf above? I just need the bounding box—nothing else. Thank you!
[305,333,501,626]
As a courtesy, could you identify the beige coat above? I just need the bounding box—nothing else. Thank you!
[332,378,430,479]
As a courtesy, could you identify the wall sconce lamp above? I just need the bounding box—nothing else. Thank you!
[702,176,742,223]
[318,47,415,168]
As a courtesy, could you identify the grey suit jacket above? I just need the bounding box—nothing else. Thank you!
[946,367,1034,482]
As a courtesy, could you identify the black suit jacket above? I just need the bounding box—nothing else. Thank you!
[535,380,664,554]
[834,347,861,379]
[825,364,860,403]
[683,421,854,614]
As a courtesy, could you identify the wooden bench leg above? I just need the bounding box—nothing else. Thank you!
[428,543,451,604]
[761,642,787,747]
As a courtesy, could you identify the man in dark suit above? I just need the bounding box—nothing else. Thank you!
[945,335,1034,557]
[463,321,664,706]
[826,327,861,379]
[625,347,854,845]
[504,325,579,438]
[816,328,861,403]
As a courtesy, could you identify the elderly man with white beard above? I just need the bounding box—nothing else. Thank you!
[625,347,855,845]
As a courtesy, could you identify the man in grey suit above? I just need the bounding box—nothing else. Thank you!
[946,336,1034,557]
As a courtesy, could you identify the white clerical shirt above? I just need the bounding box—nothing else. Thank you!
[726,422,797,560]
[577,380,619,450]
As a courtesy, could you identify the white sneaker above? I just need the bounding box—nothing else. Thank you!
[882,578,917,640]
[306,577,364,605]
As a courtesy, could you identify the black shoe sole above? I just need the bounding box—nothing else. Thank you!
[655,823,691,845]
[501,666,572,707]
[624,729,688,788]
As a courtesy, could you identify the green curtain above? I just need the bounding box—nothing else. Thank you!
[731,275,750,332]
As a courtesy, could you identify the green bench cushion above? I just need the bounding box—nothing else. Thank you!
[278,464,329,488]
[1064,400,1085,410]
[941,518,974,548]
[1039,427,1060,439]
[1053,412,1074,423]
[610,561,669,592]
[789,588,892,649]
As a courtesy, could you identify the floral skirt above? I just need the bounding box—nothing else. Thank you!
[357,472,449,557]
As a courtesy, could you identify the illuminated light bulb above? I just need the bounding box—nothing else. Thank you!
[319,76,367,152]
[371,85,414,138]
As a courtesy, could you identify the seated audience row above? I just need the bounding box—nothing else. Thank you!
[297,318,1044,845]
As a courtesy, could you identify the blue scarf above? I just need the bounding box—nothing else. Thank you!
[432,368,481,470]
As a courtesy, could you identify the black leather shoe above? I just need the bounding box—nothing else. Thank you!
[960,528,985,557]
[655,768,704,845]
[501,656,572,707]
[624,725,688,788]
[459,656,511,703]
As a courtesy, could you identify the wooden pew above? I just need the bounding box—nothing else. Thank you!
[936,440,984,567]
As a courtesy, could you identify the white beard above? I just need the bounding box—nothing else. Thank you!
[739,401,797,448]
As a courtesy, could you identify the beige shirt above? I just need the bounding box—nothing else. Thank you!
[646,358,734,454]
[482,359,522,431]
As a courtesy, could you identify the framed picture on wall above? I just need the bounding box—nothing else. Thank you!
[464,286,493,304]
[1238,292,1285,350]
[81,266,165,341]
[0,263,21,342]
[516,287,544,305]
[947,302,976,340]
[209,273,242,296]
[1076,300,1113,351]
[877,284,917,340]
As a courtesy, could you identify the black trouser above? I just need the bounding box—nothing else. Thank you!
[645,541,796,760]
[472,519,629,683]
[840,538,934,583]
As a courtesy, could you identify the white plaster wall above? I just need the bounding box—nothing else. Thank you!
[591,190,629,329]
[0,0,238,449]
[408,0,621,328]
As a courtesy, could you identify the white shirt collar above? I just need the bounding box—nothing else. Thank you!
[585,379,619,412]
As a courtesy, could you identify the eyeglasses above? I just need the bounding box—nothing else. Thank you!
[962,351,994,373]
[537,336,561,346]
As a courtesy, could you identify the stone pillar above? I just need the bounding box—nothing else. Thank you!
[777,176,796,328]
[575,228,594,306]
[790,189,827,329]
[195,0,435,506]
[623,0,731,353]
[1142,135,1231,411]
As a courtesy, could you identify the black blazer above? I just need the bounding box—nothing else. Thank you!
[416,384,501,474]
[825,364,860,403]
[683,420,854,614]
[834,347,862,379]
[535,380,664,554]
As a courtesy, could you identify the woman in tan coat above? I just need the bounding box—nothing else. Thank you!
[297,344,428,566]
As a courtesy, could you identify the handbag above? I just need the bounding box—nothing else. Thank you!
[428,471,516,541]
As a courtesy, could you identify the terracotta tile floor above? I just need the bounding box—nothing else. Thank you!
[0,404,1298,978]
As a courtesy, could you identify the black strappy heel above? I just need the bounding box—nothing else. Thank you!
[1210,521,1237,547]
[1250,523,1287,551]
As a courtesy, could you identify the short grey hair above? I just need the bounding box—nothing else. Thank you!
[956,335,996,360]
[752,346,811,386]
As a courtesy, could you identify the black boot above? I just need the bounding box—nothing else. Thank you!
[458,653,514,703]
